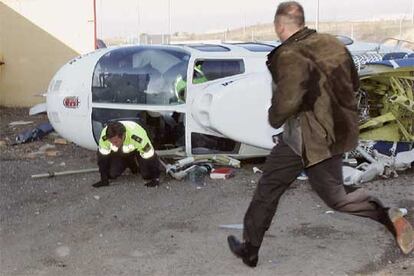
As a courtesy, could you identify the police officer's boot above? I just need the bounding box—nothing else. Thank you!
[227,235,259,267]
[92,179,109,188]
[144,178,160,188]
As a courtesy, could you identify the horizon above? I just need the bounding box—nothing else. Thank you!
[97,0,414,38]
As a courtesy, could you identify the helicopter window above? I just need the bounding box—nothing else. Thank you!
[92,47,190,105]
[192,59,245,83]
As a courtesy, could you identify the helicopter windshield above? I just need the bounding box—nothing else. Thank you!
[92,46,190,105]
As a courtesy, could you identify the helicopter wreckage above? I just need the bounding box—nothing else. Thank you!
[45,39,414,185]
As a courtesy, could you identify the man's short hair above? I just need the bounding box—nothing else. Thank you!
[274,1,305,27]
[106,121,126,139]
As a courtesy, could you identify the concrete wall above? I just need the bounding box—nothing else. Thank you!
[0,0,94,107]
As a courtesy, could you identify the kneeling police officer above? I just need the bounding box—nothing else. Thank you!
[92,121,161,188]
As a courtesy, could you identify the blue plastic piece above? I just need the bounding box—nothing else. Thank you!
[13,122,54,145]
[382,52,408,60]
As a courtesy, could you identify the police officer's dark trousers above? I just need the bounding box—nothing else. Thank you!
[97,150,161,181]
[243,138,393,248]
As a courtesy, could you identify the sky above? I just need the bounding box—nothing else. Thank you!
[97,0,414,38]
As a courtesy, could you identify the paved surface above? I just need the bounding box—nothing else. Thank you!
[1,107,413,275]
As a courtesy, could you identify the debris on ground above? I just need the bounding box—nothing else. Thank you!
[297,171,308,181]
[210,167,235,179]
[159,155,239,180]
[253,167,263,174]
[31,168,99,179]
[12,122,54,145]
[219,224,243,230]
[186,165,210,187]
[8,120,34,126]
[343,141,414,185]
[54,138,68,145]
[27,144,57,158]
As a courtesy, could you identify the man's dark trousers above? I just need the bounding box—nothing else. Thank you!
[98,150,161,181]
[243,138,392,248]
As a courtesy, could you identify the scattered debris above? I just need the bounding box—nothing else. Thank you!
[54,138,68,145]
[296,171,308,181]
[8,120,34,126]
[13,122,53,145]
[343,152,358,166]
[31,168,99,179]
[325,211,335,214]
[93,195,100,200]
[210,155,240,168]
[159,155,238,180]
[55,246,70,258]
[210,167,235,179]
[28,144,58,158]
[187,165,209,187]
[343,143,414,185]
[45,150,59,157]
[219,224,244,230]
[398,208,408,216]
[39,144,56,152]
[253,167,263,174]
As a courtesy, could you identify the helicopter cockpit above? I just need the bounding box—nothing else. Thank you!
[92,46,190,105]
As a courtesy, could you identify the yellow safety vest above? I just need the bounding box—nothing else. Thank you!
[98,121,155,159]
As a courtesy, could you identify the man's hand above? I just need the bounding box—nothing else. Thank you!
[92,179,109,188]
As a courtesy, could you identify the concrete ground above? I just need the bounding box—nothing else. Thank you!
[0,107,413,276]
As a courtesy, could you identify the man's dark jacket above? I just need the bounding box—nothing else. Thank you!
[267,27,360,167]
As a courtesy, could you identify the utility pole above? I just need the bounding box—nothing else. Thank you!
[93,0,97,49]
[350,23,354,39]
[412,0,414,24]
[316,0,320,31]
[399,15,405,39]
[168,0,172,44]
[243,13,246,40]
[99,0,102,40]
[137,0,141,44]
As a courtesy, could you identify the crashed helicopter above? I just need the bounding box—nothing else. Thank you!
[46,38,414,184]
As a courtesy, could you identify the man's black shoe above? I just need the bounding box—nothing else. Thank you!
[92,180,109,188]
[227,235,258,267]
[145,178,160,187]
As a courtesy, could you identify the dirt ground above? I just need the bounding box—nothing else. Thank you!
[0,107,413,276]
